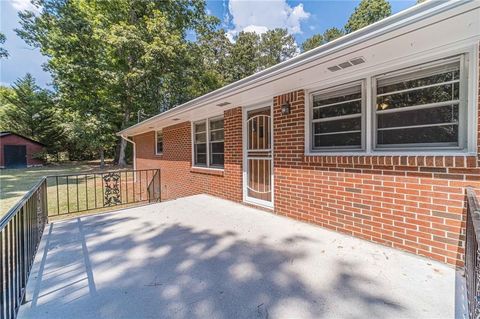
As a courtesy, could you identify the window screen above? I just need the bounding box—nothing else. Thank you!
[156,131,163,154]
[375,60,461,148]
[311,83,363,149]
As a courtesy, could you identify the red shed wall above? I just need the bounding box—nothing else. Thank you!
[0,135,44,167]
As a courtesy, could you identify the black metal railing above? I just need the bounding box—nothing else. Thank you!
[46,169,161,216]
[147,169,161,203]
[0,178,48,319]
[466,187,480,319]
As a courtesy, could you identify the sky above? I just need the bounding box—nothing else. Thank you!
[0,0,416,89]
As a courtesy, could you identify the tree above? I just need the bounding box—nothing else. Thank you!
[301,34,324,52]
[323,27,345,42]
[0,74,65,156]
[227,31,261,82]
[17,0,220,166]
[258,28,297,68]
[0,32,8,59]
[197,28,232,85]
[344,0,391,33]
[0,86,15,131]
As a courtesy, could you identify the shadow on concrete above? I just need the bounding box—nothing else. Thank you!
[23,210,406,319]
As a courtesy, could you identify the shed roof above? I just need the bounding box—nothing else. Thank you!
[0,131,46,146]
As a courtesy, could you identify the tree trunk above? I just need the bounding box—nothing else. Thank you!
[99,148,105,169]
[118,138,128,167]
[114,139,121,164]
[117,110,131,167]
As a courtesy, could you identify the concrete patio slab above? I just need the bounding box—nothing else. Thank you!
[18,194,467,319]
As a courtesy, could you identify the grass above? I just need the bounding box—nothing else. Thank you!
[0,162,142,218]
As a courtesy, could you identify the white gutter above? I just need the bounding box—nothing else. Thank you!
[120,134,136,171]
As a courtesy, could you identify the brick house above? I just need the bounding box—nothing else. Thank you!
[119,1,480,266]
[0,132,45,168]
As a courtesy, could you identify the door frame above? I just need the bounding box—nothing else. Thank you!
[242,101,274,209]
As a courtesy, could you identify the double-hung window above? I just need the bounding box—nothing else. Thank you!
[193,117,224,168]
[311,82,364,150]
[155,131,163,155]
[374,57,464,150]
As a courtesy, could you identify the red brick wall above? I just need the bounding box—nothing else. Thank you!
[134,107,243,202]
[133,49,480,266]
[0,134,45,167]
[273,89,477,266]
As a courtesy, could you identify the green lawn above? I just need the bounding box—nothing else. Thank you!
[0,162,136,217]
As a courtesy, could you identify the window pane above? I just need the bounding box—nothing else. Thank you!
[210,142,224,154]
[313,100,362,119]
[378,104,458,129]
[195,154,207,165]
[311,84,363,148]
[376,59,461,148]
[377,65,460,95]
[196,143,206,154]
[314,117,361,134]
[210,130,224,141]
[195,142,207,166]
[312,86,361,108]
[195,132,206,143]
[210,154,224,167]
[210,119,224,130]
[156,132,163,153]
[376,83,459,111]
[195,122,206,132]
[314,132,361,148]
[377,125,458,145]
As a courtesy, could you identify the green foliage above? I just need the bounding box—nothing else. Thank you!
[301,27,345,53]
[228,31,261,82]
[0,32,8,59]
[62,111,117,161]
[0,74,65,155]
[323,27,345,42]
[226,28,297,81]
[301,34,324,52]
[17,0,220,165]
[197,28,232,86]
[344,0,392,33]
[0,86,15,130]
[258,28,297,68]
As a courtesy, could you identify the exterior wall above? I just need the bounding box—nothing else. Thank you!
[273,90,477,267]
[0,135,44,168]
[134,107,243,202]
[133,48,479,267]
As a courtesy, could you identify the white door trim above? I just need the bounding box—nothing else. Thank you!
[242,101,274,209]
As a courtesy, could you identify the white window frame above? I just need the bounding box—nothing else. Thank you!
[155,130,163,155]
[308,80,366,152]
[192,116,224,170]
[305,47,477,156]
[372,55,467,152]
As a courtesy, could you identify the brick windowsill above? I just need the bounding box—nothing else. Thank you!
[302,155,478,168]
[190,167,225,177]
